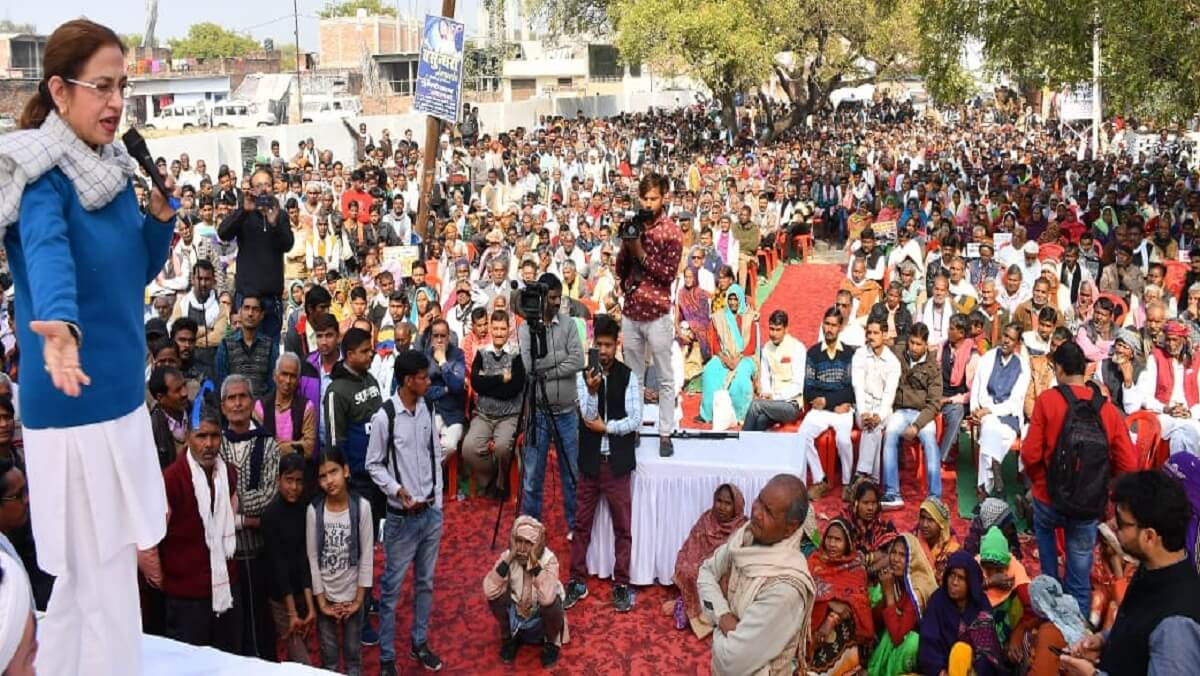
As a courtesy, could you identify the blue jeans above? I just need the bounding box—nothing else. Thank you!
[1032,498,1096,617]
[937,402,966,461]
[881,409,941,499]
[378,508,443,663]
[522,411,579,531]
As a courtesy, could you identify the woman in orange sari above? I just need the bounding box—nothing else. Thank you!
[808,518,874,676]
[916,496,960,581]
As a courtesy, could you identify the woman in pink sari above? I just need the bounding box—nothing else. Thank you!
[664,484,748,637]
[675,263,713,359]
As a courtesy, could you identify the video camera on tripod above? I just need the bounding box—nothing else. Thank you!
[511,279,550,359]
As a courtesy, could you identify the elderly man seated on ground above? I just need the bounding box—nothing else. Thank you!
[697,473,816,676]
[483,516,566,668]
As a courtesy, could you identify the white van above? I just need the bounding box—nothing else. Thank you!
[144,103,208,131]
[210,100,276,128]
[300,96,362,123]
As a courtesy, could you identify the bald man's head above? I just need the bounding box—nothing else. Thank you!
[750,474,809,545]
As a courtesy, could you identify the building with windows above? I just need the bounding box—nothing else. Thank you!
[0,33,47,80]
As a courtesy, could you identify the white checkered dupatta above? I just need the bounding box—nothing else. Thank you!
[0,111,137,238]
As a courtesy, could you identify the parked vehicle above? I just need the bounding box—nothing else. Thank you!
[144,103,208,131]
[300,96,362,123]
[210,100,276,128]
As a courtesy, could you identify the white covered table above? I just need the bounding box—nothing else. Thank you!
[584,432,803,586]
[141,634,324,675]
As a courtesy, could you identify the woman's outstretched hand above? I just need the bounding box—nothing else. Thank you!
[31,320,91,397]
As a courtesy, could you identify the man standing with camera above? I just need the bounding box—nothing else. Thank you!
[616,173,683,456]
[218,167,295,343]
[519,274,585,532]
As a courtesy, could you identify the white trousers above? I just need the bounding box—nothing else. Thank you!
[1158,414,1200,455]
[798,408,854,484]
[25,407,166,676]
[855,411,886,480]
[977,414,1019,491]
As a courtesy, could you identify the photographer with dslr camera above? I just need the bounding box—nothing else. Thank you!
[518,274,585,532]
[218,166,295,342]
[616,172,682,456]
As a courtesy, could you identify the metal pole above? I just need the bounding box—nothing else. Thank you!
[1091,3,1101,156]
[415,0,457,242]
[293,0,303,123]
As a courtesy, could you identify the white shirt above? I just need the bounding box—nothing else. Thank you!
[970,348,1031,423]
[851,344,901,418]
[759,336,806,402]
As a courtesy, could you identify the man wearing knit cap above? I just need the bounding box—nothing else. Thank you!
[1094,328,1154,416]
[1144,321,1200,454]
[483,516,566,667]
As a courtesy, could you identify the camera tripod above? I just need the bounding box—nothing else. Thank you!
[490,322,577,549]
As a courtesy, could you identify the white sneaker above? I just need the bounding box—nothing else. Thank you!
[881,497,905,510]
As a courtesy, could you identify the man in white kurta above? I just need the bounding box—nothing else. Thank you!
[851,322,901,482]
[970,323,1030,494]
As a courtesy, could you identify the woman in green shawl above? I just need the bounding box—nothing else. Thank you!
[698,284,758,423]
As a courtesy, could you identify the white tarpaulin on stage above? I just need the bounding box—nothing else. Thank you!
[585,432,802,585]
[141,634,325,675]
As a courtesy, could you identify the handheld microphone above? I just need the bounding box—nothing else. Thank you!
[121,128,171,197]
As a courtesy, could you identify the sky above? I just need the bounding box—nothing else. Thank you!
[0,0,485,51]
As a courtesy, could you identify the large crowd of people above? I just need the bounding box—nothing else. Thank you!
[3,47,1200,674]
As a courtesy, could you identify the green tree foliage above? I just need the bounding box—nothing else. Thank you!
[168,23,260,60]
[318,0,398,19]
[919,0,1200,122]
[611,0,779,130]
[123,33,144,49]
[0,20,36,33]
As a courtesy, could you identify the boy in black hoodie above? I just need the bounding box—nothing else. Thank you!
[321,327,384,645]
[260,454,315,664]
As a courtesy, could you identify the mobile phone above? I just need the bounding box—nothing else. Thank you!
[254,193,274,210]
[587,348,600,376]
[1048,646,1065,657]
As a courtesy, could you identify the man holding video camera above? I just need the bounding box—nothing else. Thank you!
[616,172,682,456]
[218,166,295,342]
[518,274,585,532]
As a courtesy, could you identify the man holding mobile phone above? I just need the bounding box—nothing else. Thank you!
[564,315,642,613]
[218,166,294,343]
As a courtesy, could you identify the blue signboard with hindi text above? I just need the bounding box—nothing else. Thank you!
[414,14,465,124]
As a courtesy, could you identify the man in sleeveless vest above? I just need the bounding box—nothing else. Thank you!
[564,315,641,614]
[1144,321,1200,454]
[743,310,805,432]
[969,323,1030,497]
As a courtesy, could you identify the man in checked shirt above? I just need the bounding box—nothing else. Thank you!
[616,172,683,457]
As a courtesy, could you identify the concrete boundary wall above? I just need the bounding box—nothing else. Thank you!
[142,90,701,172]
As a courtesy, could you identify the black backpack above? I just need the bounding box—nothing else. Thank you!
[1048,382,1111,519]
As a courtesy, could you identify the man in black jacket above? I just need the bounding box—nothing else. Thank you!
[867,281,913,347]
[1059,470,1200,676]
[218,167,295,343]
[462,310,525,497]
[563,315,641,614]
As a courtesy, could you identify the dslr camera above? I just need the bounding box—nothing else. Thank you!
[620,208,656,240]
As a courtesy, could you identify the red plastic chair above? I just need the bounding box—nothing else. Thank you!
[1164,261,1188,299]
[1097,292,1129,324]
[1126,410,1166,469]
[1038,243,1064,262]
[903,413,945,486]
[816,427,861,487]
[791,233,816,262]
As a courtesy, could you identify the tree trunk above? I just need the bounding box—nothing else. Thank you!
[718,90,738,141]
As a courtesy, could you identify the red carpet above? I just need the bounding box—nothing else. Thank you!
[341,262,1036,675]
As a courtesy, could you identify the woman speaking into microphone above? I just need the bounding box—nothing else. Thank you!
[0,20,175,675]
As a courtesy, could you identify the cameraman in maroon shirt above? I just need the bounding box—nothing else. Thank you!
[616,173,683,456]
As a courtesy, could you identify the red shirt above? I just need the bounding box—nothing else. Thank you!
[1020,383,1138,505]
[616,212,682,322]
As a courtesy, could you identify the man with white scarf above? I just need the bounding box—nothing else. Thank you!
[171,259,226,368]
[142,403,241,651]
[483,515,567,667]
[697,474,815,676]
